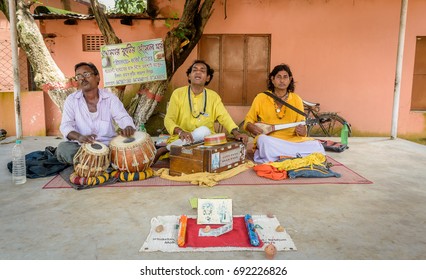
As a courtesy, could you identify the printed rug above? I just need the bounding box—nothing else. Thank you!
[42,156,372,189]
[140,215,296,252]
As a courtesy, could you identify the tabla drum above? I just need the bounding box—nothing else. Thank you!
[73,142,110,178]
[109,131,156,173]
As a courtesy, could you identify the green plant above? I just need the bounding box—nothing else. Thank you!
[112,0,146,14]
[165,12,190,41]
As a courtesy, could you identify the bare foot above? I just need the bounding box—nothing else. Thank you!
[152,146,168,165]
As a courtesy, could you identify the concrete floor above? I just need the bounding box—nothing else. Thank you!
[0,136,425,260]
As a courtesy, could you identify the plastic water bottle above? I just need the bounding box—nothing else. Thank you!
[12,139,27,185]
[139,123,147,132]
[340,122,349,145]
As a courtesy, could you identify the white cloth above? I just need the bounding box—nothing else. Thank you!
[254,134,326,163]
[166,126,211,150]
[140,215,297,252]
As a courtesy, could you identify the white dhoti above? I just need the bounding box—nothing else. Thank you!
[254,134,326,163]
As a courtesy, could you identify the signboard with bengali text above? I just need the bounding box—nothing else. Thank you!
[100,38,167,87]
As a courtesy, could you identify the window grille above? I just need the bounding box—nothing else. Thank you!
[83,34,105,52]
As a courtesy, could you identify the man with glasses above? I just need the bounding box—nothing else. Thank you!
[56,62,136,164]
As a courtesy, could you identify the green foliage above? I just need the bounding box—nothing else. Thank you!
[165,12,190,41]
[112,0,146,14]
[172,23,190,41]
[164,12,179,29]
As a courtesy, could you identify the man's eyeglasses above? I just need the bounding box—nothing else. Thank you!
[74,72,95,81]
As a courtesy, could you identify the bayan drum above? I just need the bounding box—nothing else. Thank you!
[109,131,156,173]
[73,142,110,178]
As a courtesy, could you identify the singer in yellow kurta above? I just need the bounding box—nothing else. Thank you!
[244,64,325,163]
[153,60,248,163]
[164,85,238,143]
[245,91,310,142]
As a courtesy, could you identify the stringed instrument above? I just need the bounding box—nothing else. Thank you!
[254,118,318,135]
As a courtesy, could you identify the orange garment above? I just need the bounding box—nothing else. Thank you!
[244,91,313,144]
[253,164,287,180]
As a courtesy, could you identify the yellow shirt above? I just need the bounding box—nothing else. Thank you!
[164,86,238,142]
[244,91,312,143]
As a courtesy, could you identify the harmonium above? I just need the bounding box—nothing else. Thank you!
[169,141,246,176]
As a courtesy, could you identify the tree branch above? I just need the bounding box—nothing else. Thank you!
[90,0,121,45]
[0,0,9,21]
[168,0,215,72]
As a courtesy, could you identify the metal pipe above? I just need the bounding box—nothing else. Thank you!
[8,0,23,139]
[391,0,408,139]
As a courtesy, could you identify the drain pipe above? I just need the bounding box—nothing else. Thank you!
[391,0,408,140]
[8,0,23,139]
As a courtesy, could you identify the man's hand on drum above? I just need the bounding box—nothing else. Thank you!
[120,126,136,137]
[78,134,97,144]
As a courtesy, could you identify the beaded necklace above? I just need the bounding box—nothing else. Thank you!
[273,91,289,119]
[187,86,207,118]
[274,102,286,119]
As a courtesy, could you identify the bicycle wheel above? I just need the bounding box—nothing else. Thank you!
[308,113,351,137]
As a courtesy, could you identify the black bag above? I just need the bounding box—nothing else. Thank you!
[7,146,69,178]
[0,128,6,140]
[317,139,348,153]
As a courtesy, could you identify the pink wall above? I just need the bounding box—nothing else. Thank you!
[0,91,46,136]
[1,0,426,137]
[195,0,426,136]
[171,0,426,136]
[38,20,170,85]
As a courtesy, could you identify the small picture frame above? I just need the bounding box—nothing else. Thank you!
[211,152,220,170]
[197,198,232,225]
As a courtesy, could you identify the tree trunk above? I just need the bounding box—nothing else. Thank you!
[2,0,216,127]
[90,0,215,127]
[15,0,74,110]
[89,0,121,45]
[130,0,216,127]
[0,0,10,21]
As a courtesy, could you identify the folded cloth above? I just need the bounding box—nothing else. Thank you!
[253,164,287,180]
[255,153,341,179]
[287,164,341,178]
[154,161,255,187]
[269,152,327,171]
[7,146,68,178]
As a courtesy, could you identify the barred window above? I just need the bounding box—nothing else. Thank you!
[82,34,105,52]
